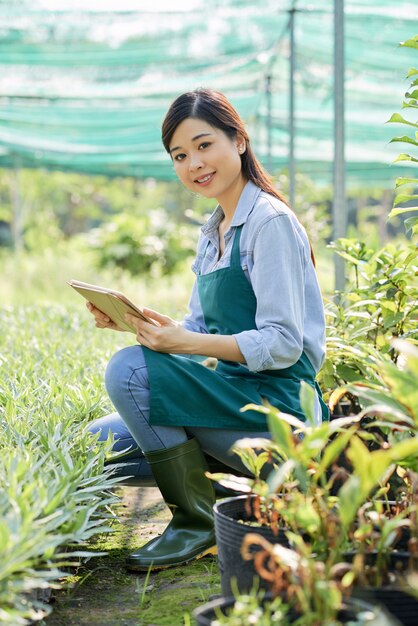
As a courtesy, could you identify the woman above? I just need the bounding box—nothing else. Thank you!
[88,88,328,571]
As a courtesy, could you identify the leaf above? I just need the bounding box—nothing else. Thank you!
[404,216,418,233]
[406,67,418,78]
[267,410,295,457]
[317,427,356,477]
[387,437,418,464]
[205,473,254,493]
[394,176,418,188]
[339,475,362,527]
[401,36,418,50]
[390,135,418,147]
[393,193,418,207]
[389,205,418,217]
[405,88,418,99]
[299,380,316,426]
[346,435,371,477]
[328,387,348,412]
[393,153,418,163]
[386,113,418,127]
[336,364,365,383]
[267,459,296,493]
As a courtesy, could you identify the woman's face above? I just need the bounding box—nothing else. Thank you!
[168,117,246,205]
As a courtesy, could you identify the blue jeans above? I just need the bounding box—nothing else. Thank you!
[89,345,272,478]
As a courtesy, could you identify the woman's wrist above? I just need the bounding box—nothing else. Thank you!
[187,331,245,363]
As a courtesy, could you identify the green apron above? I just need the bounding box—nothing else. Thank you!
[143,225,328,430]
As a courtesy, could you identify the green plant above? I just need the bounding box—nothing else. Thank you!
[239,535,394,626]
[210,378,418,561]
[334,340,418,475]
[89,210,195,277]
[0,306,127,624]
[211,589,291,626]
[318,238,418,410]
[387,34,418,235]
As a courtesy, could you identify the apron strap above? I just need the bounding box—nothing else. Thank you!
[230,225,243,268]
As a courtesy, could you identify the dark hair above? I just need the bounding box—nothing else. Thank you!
[162,88,315,265]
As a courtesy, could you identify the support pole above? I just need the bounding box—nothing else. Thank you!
[289,8,296,209]
[333,0,346,293]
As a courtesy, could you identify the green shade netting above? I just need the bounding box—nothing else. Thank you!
[0,0,417,187]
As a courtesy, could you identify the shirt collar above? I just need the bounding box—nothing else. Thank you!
[201,180,261,236]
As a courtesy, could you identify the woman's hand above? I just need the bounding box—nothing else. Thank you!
[126,307,245,363]
[86,302,125,331]
[126,308,194,353]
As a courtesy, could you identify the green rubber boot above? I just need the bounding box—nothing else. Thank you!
[126,438,217,571]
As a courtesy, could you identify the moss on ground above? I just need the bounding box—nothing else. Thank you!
[42,488,221,626]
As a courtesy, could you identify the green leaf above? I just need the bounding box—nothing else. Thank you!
[393,153,418,163]
[299,380,316,427]
[404,216,418,233]
[317,427,356,477]
[336,363,365,383]
[339,475,362,528]
[389,205,418,217]
[267,459,296,493]
[406,67,418,78]
[395,177,418,188]
[295,501,321,534]
[387,437,418,463]
[387,113,418,127]
[402,101,418,109]
[405,89,418,100]
[267,410,294,457]
[401,36,418,50]
[346,435,371,477]
[393,193,418,206]
[390,135,418,146]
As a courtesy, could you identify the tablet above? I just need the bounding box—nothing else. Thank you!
[68,279,156,333]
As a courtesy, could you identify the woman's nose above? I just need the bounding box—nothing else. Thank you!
[189,152,204,171]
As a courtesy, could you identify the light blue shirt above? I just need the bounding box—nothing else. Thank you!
[182,180,326,374]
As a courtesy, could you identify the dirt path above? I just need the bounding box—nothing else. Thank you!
[43,487,220,626]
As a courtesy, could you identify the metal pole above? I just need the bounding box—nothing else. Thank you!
[333,0,346,293]
[289,8,296,209]
[266,73,272,174]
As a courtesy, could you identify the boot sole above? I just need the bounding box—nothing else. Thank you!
[127,544,218,572]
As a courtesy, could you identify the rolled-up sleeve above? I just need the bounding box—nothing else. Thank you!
[233,214,308,372]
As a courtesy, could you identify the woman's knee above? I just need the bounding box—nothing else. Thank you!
[105,345,148,397]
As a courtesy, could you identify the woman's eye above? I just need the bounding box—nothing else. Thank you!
[199,142,211,150]
[174,153,186,162]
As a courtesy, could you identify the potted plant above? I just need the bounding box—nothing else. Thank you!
[210,370,418,615]
[193,535,400,625]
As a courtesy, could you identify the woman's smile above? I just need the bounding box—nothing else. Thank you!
[194,172,216,187]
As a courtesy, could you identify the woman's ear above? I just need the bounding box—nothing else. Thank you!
[235,133,247,154]
[236,135,246,155]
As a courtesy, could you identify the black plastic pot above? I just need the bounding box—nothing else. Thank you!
[213,495,288,596]
[354,588,417,626]
[193,594,398,626]
[346,551,418,626]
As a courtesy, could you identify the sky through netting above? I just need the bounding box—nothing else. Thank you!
[0,0,417,187]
